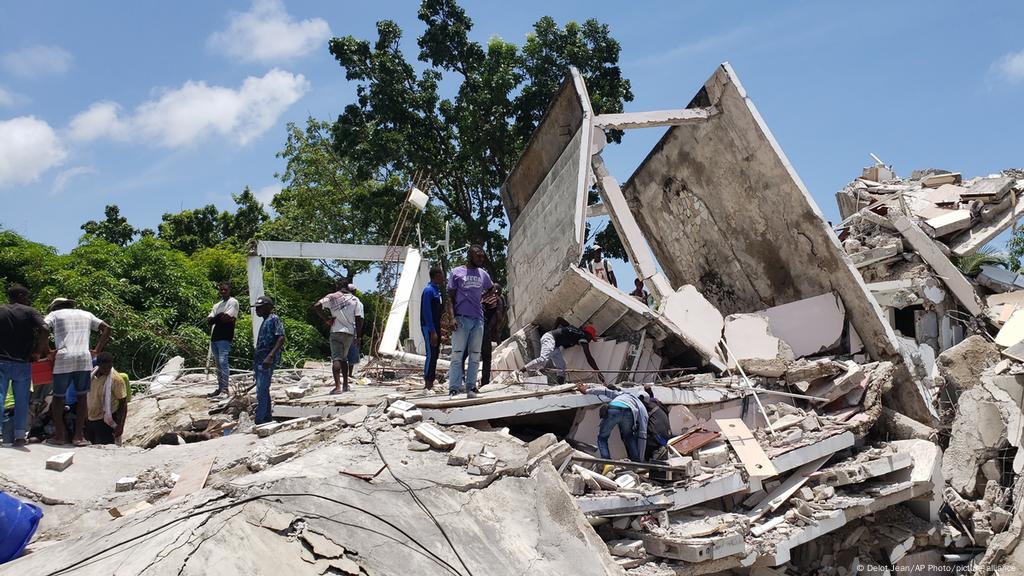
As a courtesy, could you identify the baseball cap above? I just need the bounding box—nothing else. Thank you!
[252,296,274,307]
[582,325,597,341]
[47,297,75,312]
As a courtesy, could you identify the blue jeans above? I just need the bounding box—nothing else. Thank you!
[212,340,231,391]
[0,361,31,441]
[254,363,274,424]
[598,407,640,461]
[448,315,484,394]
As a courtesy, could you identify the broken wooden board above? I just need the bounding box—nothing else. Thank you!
[109,500,153,518]
[410,383,576,409]
[670,429,721,455]
[715,418,778,478]
[166,455,215,501]
[746,456,829,521]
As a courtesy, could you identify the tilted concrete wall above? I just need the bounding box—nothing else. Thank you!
[621,63,900,363]
[503,71,591,331]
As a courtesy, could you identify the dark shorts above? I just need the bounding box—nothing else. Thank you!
[85,419,116,445]
[52,371,91,397]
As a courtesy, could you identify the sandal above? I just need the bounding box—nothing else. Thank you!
[73,439,92,447]
[44,438,65,447]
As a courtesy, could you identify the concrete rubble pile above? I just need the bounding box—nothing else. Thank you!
[4,63,1024,576]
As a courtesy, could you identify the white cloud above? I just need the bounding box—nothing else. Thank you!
[1,45,73,78]
[253,183,281,205]
[51,165,97,195]
[208,0,330,63]
[67,101,130,141]
[993,49,1024,84]
[0,117,67,189]
[68,69,309,148]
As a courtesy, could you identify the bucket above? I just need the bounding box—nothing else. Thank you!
[31,360,53,386]
[0,491,43,564]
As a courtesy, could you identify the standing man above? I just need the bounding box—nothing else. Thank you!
[586,244,617,288]
[519,322,604,385]
[316,279,363,394]
[446,245,492,399]
[480,284,507,386]
[0,284,48,447]
[420,266,444,391]
[253,296,285,424]
[576,382,649,462]
[207,282,239,398]
[45,298,111,446]
[85,352,128,445]
[630,278,651,306]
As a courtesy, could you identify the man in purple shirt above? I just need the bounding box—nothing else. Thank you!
[446,245,492,399]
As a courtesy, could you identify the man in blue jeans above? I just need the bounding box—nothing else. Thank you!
[420,266,444,391]
[0,284,49,447]
[206,282,239,398]
[252,296,285,424]
[446,246,492,399]
[576,382,649,462]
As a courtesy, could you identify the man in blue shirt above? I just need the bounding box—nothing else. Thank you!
[252,296,285,425]
[420,266,444,391]
[576,382,649,462]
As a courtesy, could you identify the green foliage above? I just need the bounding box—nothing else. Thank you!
[81,205,137,246]
[953,247,1012,277]
[157,188,269,255]
[328,0,633,279]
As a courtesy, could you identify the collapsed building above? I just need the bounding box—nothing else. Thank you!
[3,63,1024,575]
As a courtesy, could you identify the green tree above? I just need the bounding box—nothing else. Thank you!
[157,205,227,255]
[327,0,633,276]
[228,187,269,247]
[81,204,137,247]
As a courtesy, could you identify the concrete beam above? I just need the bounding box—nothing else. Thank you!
[253,241,399,262]
[891,215,983,316]
[246,255,265,344]
[592,106,718,130]
[420,393,601,425]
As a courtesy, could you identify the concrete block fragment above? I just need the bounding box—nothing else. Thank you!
[413,423,456,450]
[608,539,645,559]
[115,476,138,492]
[285,387,306,399]
[467,453,497,476]
[46,452,74,471]
[338,405,368,427]
[564,473,586,496]
[527,433,557,458]
[268,450,296,465]
[697,443,730,468]
[256,422,284,437]
[447,440,484,466]
[402,408,423,424]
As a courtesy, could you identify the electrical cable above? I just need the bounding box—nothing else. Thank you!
[44,491,465,576]
[363,401,475,576]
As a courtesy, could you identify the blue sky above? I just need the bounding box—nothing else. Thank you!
[1,0,1022,275]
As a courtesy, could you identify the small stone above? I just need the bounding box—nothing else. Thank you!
[408,441,430,452]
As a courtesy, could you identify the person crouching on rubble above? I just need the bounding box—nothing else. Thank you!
[85,352,127,445]
[575,382,649,462]
[518,321,603,385]
[252,296,285,425]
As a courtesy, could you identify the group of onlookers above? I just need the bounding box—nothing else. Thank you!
[0,285,123,448]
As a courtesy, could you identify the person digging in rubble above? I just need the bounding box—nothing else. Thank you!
[316,278,363,394]
[84,352,128,445]
[586,244,617,288]
[206,281,239,398]
[641,389,672,461]
[0,283,49,448]
[44,297,111,447]
[252,296,285,424]
[421,266,444,391]
[446,245,493,399]
[480,283,507,387]
[518,322,603,385]
[576,382,649,462]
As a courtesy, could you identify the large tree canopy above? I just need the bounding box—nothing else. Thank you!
[327,0,632,273]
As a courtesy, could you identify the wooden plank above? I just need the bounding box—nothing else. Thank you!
[746,456,829,521]
[166,455,216,501]
[410,384,576,409]
[715,418,778,478]
[669,429,720,455]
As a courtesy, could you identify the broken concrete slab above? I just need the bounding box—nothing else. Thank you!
[978,265,1024,293]
[758,293,846,358]
[723,313,794,374]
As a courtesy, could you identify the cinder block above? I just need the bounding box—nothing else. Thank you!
[46,452,74,471]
